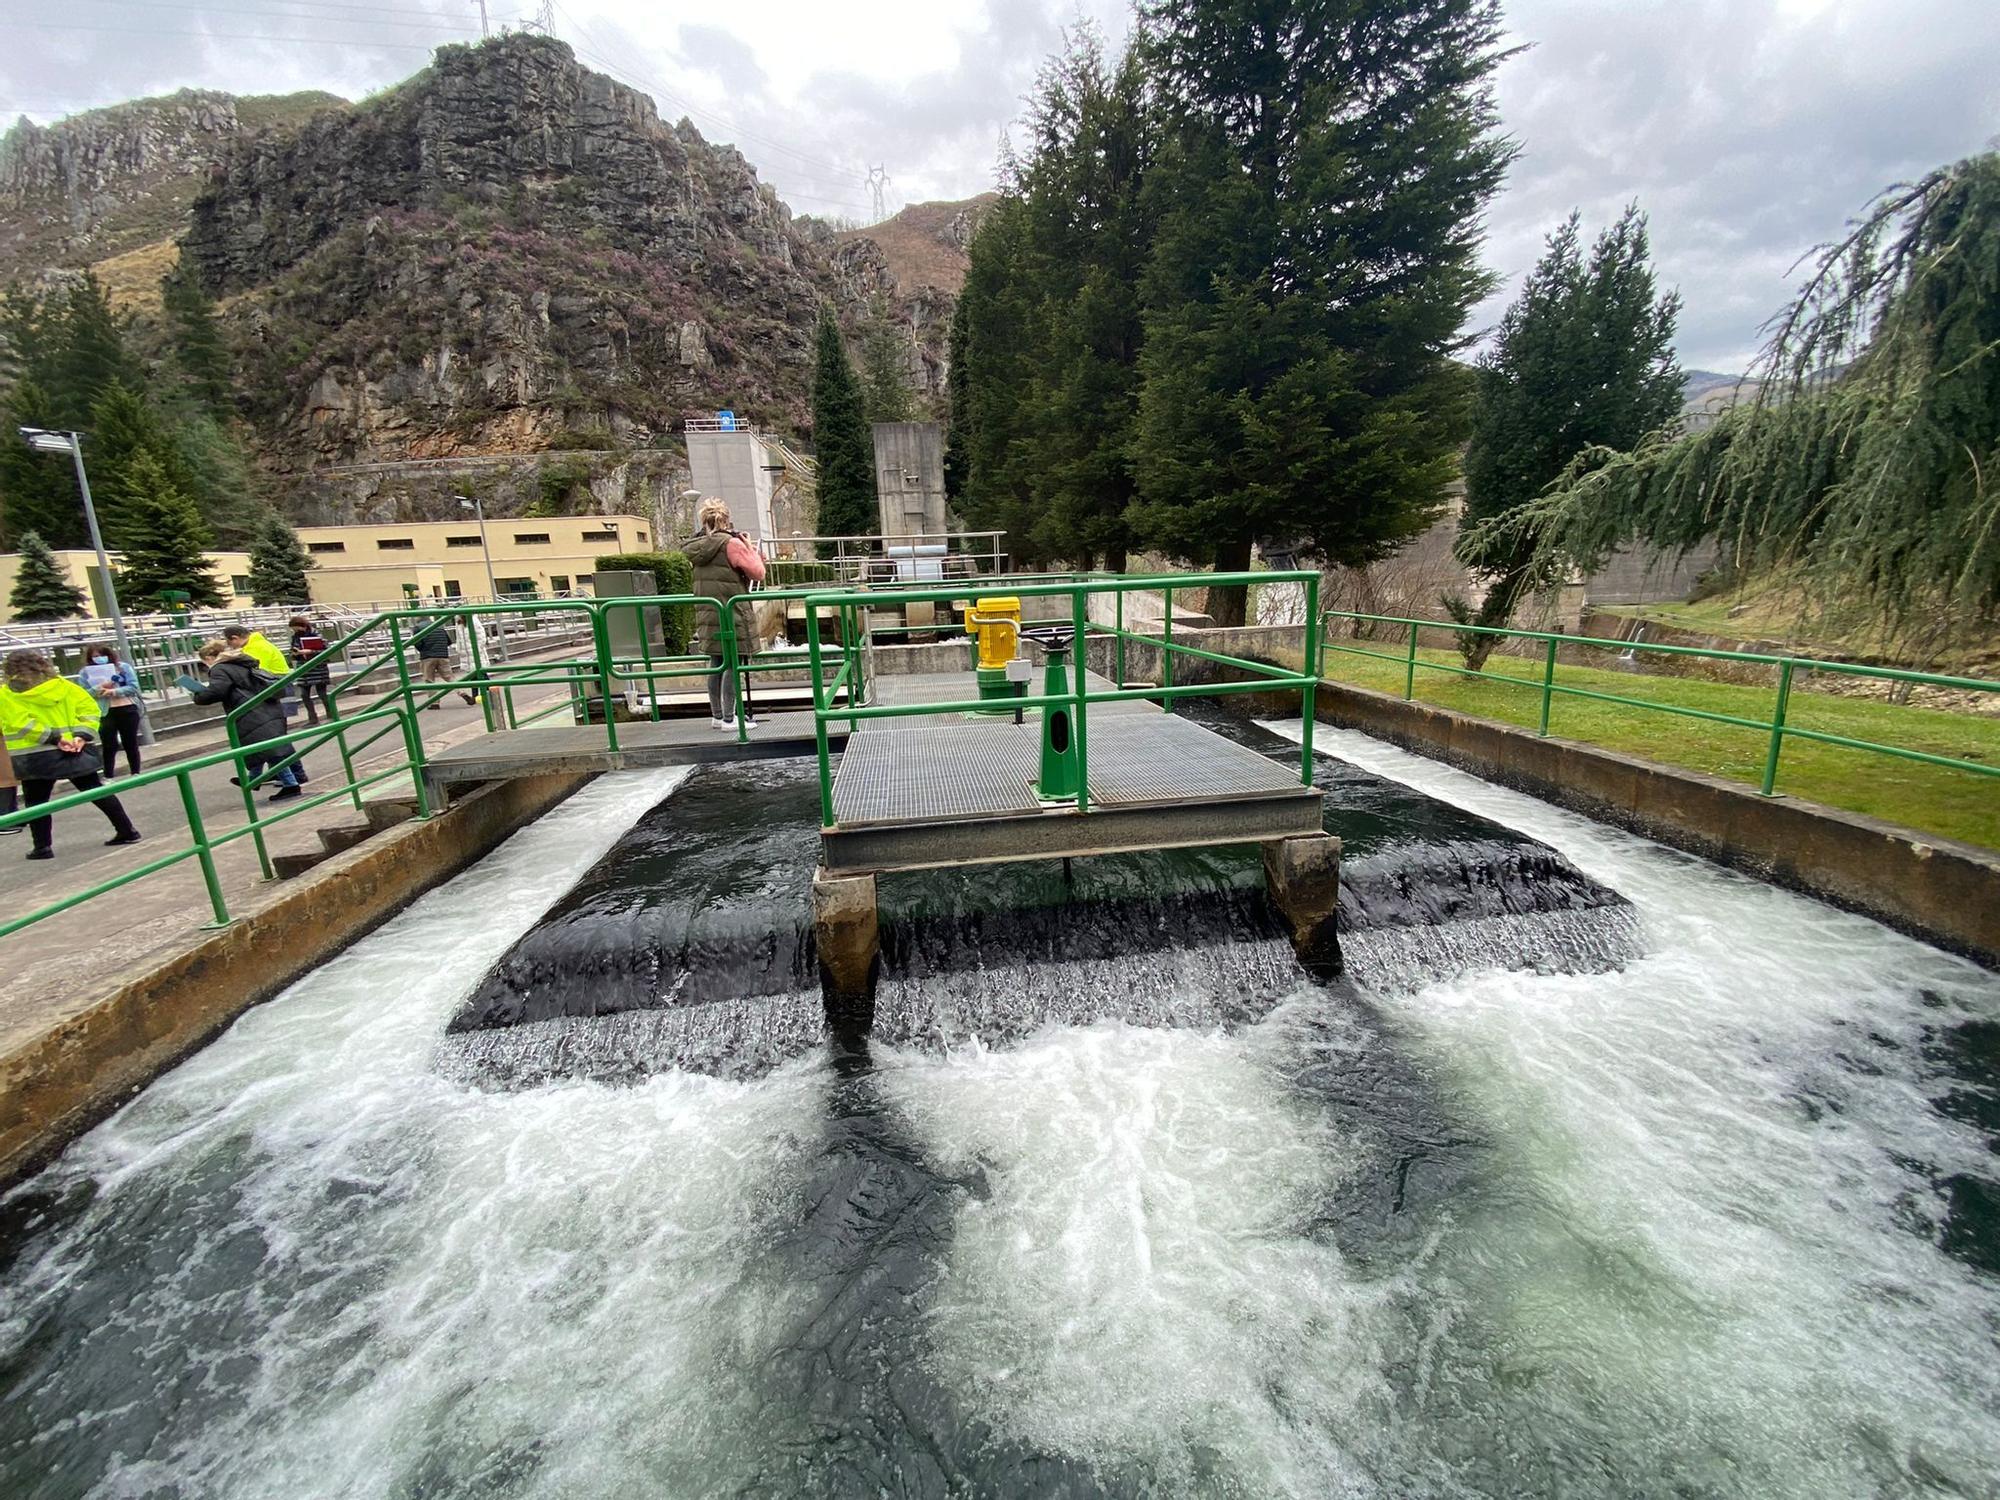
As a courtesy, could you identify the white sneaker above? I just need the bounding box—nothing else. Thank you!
[711,717,731,730]
[739,714,758,729]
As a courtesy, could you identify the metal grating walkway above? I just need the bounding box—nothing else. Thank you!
[823,673,1322,872]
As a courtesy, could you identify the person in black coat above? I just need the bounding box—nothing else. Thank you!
[193,640,307,800]
[288,615,336,726]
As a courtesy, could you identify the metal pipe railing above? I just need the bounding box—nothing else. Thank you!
[1317,608,1999,798]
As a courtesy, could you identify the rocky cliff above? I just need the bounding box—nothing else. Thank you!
[185,35,919,469]
[0,89,341,288]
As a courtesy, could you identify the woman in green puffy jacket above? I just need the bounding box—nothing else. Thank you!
[0,649,141,860]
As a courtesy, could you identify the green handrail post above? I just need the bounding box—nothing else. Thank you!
[1071,589,1091,815]
[1405,621,1419,700]
[224,715,275,881]
[1299,572,1319,783]
[638,598,660,722]
[805,602,834,827]
[1115,589,1126,689]
[177,770,231,928]
[337,717,363,813]
[1539,635,1558,737]
[590,605,622,753]
[464,604,498,733]
[1162,585,1175,712]
[1762,659,1796,796]
[387,616,417,732]
[397,703,434,818]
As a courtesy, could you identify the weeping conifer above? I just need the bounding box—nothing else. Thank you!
[1465,152,2000,645]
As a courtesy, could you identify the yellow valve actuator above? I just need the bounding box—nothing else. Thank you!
[965,596,1021,670]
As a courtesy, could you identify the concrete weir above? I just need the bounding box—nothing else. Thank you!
[1263,832,1344,978]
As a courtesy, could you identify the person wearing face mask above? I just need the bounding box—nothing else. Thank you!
[0,649,142,860]
[78,641,143,778]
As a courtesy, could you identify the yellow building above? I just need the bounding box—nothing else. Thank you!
[293,514,653,602]
[0,549,256,625]
[0,514,657,625]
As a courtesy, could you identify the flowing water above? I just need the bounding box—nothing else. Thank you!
[1,716,1996,1498]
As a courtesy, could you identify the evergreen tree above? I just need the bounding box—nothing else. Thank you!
[1014,31,1151,572]
[942,293,972,504]
[1129,0,1513,625]
[48,273,134,427]
[90,385,197,549]
[0,284,54,391]
[1456,207,1682,666]
[162,260,233,415]
[8,530,86,621]
[951,195,1042,562]
[1,380,86,548]
[810,307,878,550]
[858,301,917,425]
[115,450,225,607]
[244,511,314,604]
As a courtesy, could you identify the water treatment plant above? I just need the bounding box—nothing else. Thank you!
[1,572,1997,1499]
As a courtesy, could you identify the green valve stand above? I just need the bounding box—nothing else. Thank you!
[1035,639,1079,803]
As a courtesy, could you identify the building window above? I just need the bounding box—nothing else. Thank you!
[444,580,462,597]
[513,533,551,545]
[580,530,619,543]
[446,535,482,548]
[496,577,536,597]
[376,538,415,550]
[230,575,251,594]
[307,541,346,554]
[549,575,570,594]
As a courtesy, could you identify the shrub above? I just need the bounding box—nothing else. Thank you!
[765,559,836,590]
[596,551,694,651]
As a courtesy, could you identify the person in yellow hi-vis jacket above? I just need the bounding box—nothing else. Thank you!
[0,649,141,860]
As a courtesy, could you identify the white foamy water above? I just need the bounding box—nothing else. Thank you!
[3,732,1997,1498]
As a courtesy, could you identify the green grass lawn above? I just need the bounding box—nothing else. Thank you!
[1320,642,2000,850]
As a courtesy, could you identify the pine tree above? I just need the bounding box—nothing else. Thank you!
[1129,0,1513,625]
[942,293,972,505]
[810,307,878,550]
[1,380,86,548]
[162,260,233,415]
[48,273,134,428]
[951,196,1042,562]
[8,530,85,621]
[244,511,314,604]
[1012,30,1151,572]
[1456,207,1683,666]
[858,301,917,425]
[0,284,54,391]
[90,385,197,549]
[115,450,225,607]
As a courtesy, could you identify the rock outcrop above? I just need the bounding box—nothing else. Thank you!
[186,35,863,468]
[0,89,339,284]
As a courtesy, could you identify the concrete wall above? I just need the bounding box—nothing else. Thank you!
[871,421,947,539]
[686,430,777,541]
[1086,622,2000,967]
[0,771,587,1187]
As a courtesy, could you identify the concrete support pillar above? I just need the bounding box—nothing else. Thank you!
[812,868,880,1034]
[1263,833,1343,979]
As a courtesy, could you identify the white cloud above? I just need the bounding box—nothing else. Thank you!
[4,0,1994,370]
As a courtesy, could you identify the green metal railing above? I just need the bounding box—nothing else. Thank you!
[0,702,430,940]
[801,572,1322,828]
[1318,609,2000,796]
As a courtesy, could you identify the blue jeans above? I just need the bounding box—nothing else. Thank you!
[244,748,304,789]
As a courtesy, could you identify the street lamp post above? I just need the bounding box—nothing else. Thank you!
[19,427,154,746]
[454,494,507,661]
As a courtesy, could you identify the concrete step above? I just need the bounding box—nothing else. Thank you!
[272,848,331,879]
[316,822,376,856]
[363,796,421,833]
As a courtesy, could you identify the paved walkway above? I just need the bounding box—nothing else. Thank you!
[0,681,576,1015]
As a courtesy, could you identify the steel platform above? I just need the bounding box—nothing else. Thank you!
[822,673,1323,874]
[424,710,843,786]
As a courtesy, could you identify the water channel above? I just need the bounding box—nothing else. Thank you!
[2,713,1996,1497]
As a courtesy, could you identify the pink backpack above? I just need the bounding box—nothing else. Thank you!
[724,532,767,583]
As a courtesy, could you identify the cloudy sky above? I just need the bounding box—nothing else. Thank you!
[4,0,1997,371]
